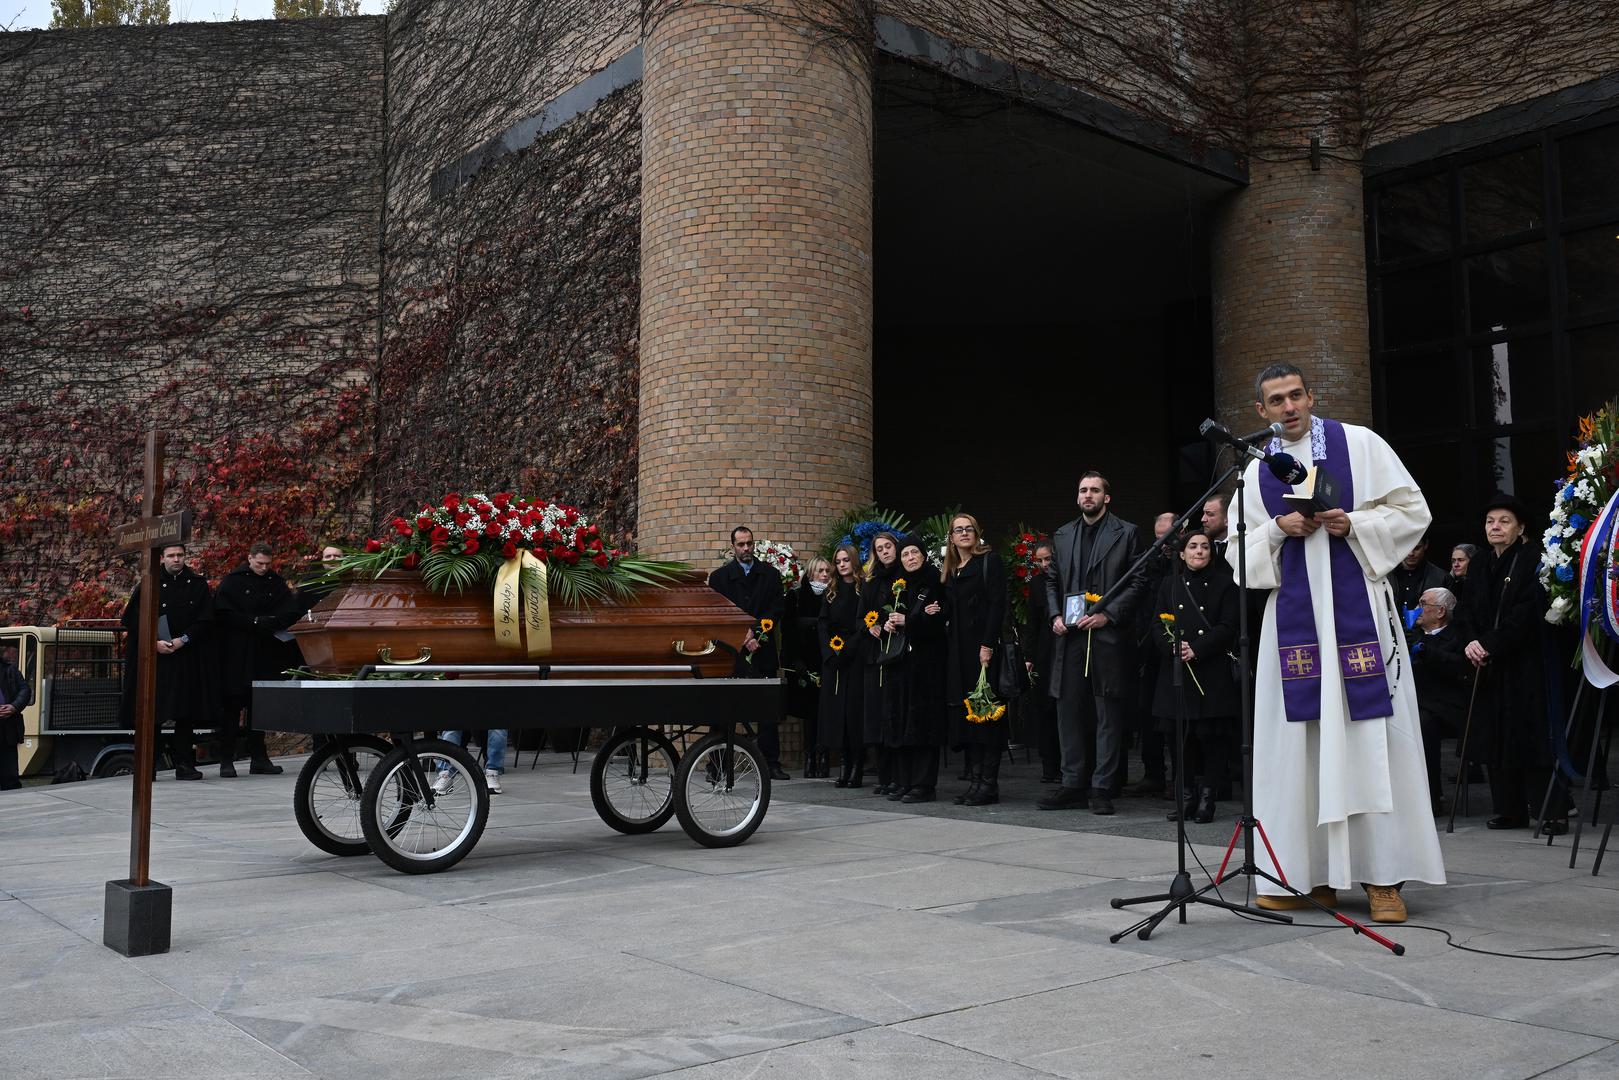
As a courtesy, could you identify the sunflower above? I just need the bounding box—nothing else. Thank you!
[864,610,879,628]
[829,635,844,652]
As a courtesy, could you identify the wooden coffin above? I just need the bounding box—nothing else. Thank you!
[290,570,756,679]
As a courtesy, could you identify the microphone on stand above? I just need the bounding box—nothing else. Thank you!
[1199,418,1309,484]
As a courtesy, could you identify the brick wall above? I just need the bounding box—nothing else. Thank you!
[637,1,876,564]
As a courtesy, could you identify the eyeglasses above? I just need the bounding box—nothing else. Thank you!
[950,526,976,535]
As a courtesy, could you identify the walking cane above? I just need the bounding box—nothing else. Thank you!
[1448,667,1485,835]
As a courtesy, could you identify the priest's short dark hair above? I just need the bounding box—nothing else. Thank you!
[1254,362,1307,402]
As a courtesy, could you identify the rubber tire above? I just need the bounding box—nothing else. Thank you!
[293,735,393,856]
[93,751,134,778]
[673,732,771,848]
[360,738,489,874]
[590,728,680,834]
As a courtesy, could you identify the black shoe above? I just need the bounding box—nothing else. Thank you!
[1090,790,1116,816]
[847,773,865,790]
[175,764,203,781]
[769,766,790,781]
[1193,788,1216,824]
[1037,785,1088,810]
[901,789,935,804]
[1129,776,1167,798]
[964,784,999,806]
[249,760,284,775]
[954,780,981,805]
[887,787,907,801]
[1486,815,1528,830]
[219,761,238,778]
[1541,817,1570,836]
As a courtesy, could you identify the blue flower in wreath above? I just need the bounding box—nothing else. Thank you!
[841,519,905,561]
[1557,562,1576,582]
[1561,481,1576,502]
[1570,513,1589,532]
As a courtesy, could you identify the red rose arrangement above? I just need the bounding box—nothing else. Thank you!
[333,490,686,604]
[1002,526,1051,626]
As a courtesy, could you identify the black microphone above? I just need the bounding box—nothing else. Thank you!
[1199,419,1283,461]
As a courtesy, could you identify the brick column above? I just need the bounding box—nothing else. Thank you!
[637,2,874,563]
[1211,155,1371,430]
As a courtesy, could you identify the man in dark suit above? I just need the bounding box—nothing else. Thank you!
[1,643,33,790]
[120,543,217,780]
[708,526,789,779]
[1411,585,1472,814]
[1038,471,1148,815]
[1392,534,1447,648]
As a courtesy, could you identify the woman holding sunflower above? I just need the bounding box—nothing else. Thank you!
[858,531,905,794]
[944,513,1008,806]
[818,543,867,787]
[878,535,949,802]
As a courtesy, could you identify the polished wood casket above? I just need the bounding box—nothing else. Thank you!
[290,570,755,679]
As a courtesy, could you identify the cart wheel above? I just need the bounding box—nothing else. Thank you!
[673,733,770,848]
[591,728,679,834]
[360,738,489,874]
[293,736,393,856]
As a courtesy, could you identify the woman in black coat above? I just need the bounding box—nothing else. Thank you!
[1150,529,1239,824]
[818,544,867,787]
[787,556,832,777]
[1464,495,1562,830]
[878,535,948,803]
[858,532,905,795]
[945,512,1007,805]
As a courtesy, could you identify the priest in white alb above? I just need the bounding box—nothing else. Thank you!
[1230,363,1445,924]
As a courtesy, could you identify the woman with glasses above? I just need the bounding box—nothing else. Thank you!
[859,532,905,794]
[789,555,833,777]
[944,513,1008,806]
[818,544,866,787]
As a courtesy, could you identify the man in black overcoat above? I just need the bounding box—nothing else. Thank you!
[1039,471,1148,815]
[708,526,789,779]
[1,644,33,790]
[213,541,298,776]
[1410,585,1472,814]
[120,544,217,780]
[1392,535,1447,648]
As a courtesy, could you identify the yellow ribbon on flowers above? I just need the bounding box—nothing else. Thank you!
[493,551,551,657]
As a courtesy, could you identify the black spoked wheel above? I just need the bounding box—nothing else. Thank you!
[590,727,679,834]
[293,736,393,856]
[673,732,771,848]
[360,738,489,874]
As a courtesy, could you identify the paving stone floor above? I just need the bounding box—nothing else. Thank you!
[2,750,1616,1079]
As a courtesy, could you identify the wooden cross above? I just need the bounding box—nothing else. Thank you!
[112,430,190,888]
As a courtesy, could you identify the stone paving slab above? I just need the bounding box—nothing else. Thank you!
[1,752,1616,1080]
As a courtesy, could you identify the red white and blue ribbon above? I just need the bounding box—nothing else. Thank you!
[1577,491,1619,687]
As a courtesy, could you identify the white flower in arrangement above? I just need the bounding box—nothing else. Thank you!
[1545,523,1563,543]
[1547,595,1573,624]
[1576,479,1596,502]
[464,514,484,532]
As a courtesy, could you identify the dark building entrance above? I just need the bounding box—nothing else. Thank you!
[870,52,1242,544]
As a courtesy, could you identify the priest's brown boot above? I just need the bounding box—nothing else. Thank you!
[1254,886,1337,911]
[1362,883,1407,924]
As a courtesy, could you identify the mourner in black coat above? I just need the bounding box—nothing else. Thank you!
[213,547,299,775]
[708,527,787,777]
[817,544,867,787]
[1464,498,1562,829]
[1150,534,1239,823]
[879,538,948,803]
[1,649,33,790]
[1410,587,1473,811]
[1392,538,1447,647]
[944,515,1007,806]
[858,533,906,794]
[1039,473,1148,815]
[786,560,831,777]
[1021,542,1060,783]
[120,547,218,778]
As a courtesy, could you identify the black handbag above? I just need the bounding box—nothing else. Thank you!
[997,637,1027,699]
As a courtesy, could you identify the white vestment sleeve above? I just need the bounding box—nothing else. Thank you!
[1343,426,1432,582]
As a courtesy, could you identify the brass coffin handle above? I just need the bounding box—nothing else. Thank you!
[378,645,433,665]
[672,639,717,657]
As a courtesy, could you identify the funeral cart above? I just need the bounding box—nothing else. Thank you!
[251,568,781,874]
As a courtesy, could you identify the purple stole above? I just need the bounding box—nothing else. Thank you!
[1259,418,1392,724]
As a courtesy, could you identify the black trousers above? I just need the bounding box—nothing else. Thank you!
[1025,680,1061,779]
[1490,763,1567,820]
[218,694,270,763]
[898,745,939,792]
[167,716,198,768]
[756,720,780,769]
[1,741,19,789]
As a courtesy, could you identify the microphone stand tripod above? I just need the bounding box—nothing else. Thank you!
[1106,446,1405,955]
